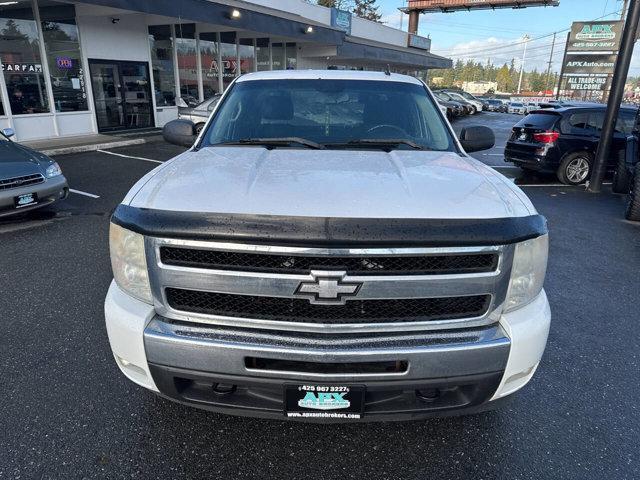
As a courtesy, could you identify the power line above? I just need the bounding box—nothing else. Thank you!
[431,8,622,57]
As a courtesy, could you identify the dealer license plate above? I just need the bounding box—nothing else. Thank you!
[14,193,37,208]
[284,384,365,419]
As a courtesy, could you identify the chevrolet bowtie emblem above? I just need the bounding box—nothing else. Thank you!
[294,271,362,305]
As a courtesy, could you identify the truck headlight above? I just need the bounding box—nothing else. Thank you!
[504,234,548,313]
[109,223,153,304]
[45,162,62,178]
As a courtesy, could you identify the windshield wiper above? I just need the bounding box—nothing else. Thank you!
[327,139,428,151]
[214,137,325,150]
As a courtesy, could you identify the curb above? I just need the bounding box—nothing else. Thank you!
[41,138,148,156]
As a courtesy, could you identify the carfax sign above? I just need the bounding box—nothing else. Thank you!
[567,20,623,52]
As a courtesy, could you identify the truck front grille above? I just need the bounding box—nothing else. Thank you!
[165,288,491,324]
[160,247,498,276]
[147,239,512,334]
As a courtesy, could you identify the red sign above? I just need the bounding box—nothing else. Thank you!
[405,0,559,12]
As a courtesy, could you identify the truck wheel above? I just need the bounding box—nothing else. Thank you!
[557,152,592,185]
[195,123,205,135]
[625,170,640,221]
[612,149,631,194]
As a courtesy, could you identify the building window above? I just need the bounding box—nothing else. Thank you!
[271,42,284,70]
[0,1,50,115]
[220,32,236,91]
[38,1,87,112]
[239,38,254,74]
[148,25,176,107]
[256,38,269,71]
[199,32,219,99]
[175,23,197,105]
[286,43,297,70]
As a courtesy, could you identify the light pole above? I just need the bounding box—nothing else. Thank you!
[517,34,530,94]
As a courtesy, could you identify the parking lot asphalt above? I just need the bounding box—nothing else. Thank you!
[1,113,639,479]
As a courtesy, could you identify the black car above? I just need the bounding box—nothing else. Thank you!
[485,99,507,112]
[504,105,638,185]
[433,91,472,115]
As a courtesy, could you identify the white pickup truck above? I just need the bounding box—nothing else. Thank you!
[105,70,550,421]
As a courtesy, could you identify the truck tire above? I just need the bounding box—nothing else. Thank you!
[612,149,631,194]
[557,152,592,185]
[625,170,640,221]
[195,122,206,135]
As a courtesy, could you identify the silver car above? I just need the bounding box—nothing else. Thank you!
[178,95,223,134]
[0,128,68,218]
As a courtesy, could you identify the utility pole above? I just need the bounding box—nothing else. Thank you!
[588,0,640,193]
[517,35,530,94]
[555,32,571,100]
[621,0,630,19]
[545,33,557,96]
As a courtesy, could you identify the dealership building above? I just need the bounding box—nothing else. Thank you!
[0,0,451,141]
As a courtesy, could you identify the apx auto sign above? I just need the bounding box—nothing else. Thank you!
[567,20,623,52]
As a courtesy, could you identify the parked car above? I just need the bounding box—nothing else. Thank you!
[106,70,551,422]
[485,99,507,112]
[444,91,482,114]
[178,94,223,134]
[508,102,527,115]
[0,128,68,218]
[444,90,485,112]
[437,102,451,120]
[505,105,639,185]
[433,91,467,116]
[612,131,640,221]
[525,102,539,113]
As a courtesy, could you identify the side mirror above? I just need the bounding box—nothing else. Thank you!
[459,126,495,153]
[163,119,196,147]
[2,127,15,138]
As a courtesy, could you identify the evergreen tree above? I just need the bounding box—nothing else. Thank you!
[353,0,382,22]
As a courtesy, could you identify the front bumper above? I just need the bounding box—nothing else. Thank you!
[105,281,550,421]
[0,175,68,217]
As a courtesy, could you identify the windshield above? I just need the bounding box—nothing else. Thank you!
[201,79,455,151]
[458,92,476,101]
[512,103,524,107]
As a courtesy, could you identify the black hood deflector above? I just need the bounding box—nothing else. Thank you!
[112,204,547,247]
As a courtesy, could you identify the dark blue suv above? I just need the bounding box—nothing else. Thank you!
[505,104,638,185]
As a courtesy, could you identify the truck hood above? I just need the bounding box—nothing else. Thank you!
[127,147,533,219]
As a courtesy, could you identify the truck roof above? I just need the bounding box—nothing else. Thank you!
[236,69,424,85]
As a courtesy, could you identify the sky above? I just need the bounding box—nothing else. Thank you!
[373,0,637,74]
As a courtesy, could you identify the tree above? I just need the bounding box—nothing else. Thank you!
[496,64,512,92]
[353,0,382,22]
[316,0,354,9]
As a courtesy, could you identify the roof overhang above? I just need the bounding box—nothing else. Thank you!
[336,40,452,69]
[73,0,345,44]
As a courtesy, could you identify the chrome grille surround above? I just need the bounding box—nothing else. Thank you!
[146,238,514,334]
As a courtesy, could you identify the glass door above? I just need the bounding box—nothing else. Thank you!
[89,62,123,130]
[89,60,154,131]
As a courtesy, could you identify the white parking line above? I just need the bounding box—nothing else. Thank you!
[96,149,163,164]
[483,153,505,156]
[70,188,100,198]
[518,182,613,188]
